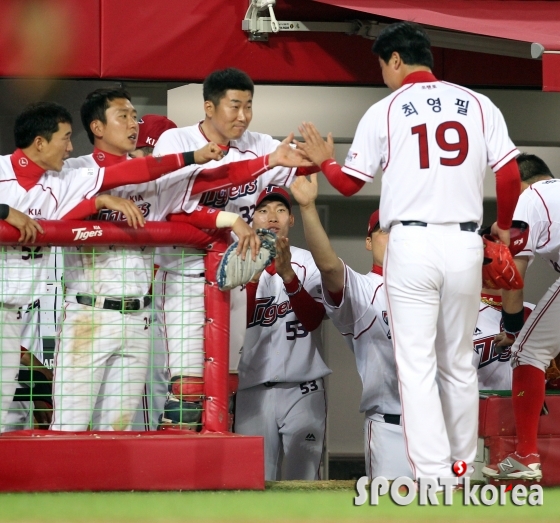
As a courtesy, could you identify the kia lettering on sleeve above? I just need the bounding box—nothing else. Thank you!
[72,226,103,241]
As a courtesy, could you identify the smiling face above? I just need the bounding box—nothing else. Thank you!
[202,89,252,144]
[90,97,138,155]
[35,121,73,172]
[252,199,294,238]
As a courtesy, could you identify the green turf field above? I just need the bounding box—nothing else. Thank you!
[0,483,558,523]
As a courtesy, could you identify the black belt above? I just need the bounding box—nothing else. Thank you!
[401,221,478,232]
[383,414,401,425]
[263,381,278,388]
[76,294,151,311]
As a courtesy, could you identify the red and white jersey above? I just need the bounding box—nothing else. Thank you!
[342,74,518,230]
[238,246,330,390]
[63,155,196,297]
[473,295,534,390]
[323,264,401,415]
[513,179,560,271]
[0,154,103,306]
[153,124,296,271]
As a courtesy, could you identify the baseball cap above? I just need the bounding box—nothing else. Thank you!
[255,186,292,211]
[367,209,380,236]
[136,114,177,148]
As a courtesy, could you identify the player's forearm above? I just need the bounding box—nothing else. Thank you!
[61,198,98,220]
[284,275,325,331]
[191,156,272,195]
[495,159,521,230]
[321,160,365,197]
[295,165,321,177]
[101,153,193,191]
[299,203,344,293]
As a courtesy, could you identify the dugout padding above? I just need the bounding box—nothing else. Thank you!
[0,430,264,492]
[480,394,560,487]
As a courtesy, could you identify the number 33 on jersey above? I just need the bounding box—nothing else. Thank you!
[342,76,518,230]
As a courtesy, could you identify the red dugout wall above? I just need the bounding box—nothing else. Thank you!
[0,0,550,88]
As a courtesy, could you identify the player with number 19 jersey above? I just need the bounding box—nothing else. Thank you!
[343,77,518,229]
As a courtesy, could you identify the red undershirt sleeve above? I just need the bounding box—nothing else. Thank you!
[295,165,321,176]
[101,154,185,191]
[60,198,98,220]
[191,156,271,195]
[327,289,344,307]
[246,282,259,325]
[284,275,325,332]
[495,158,521,230]
[320,159,365,197]
[167,206,219,229]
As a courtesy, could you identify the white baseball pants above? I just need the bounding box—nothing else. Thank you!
[364,414,413,480]
[0,307,26,432]
[512,275,560,371]
[51,302,150,431]
[385,224,482,482]
[235,379,326,481]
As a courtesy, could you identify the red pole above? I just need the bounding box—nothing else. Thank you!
[202,236,230,433]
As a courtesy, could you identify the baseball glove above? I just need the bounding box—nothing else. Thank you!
[482,234,524,290]
[216,228,277,291]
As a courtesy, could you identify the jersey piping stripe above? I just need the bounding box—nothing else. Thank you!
[514,282,560,365]
[341,164,374,179]
[441,81,485,135]
[383,83,415,173]
[83,168,103,200]
[35,183,59,211]
[229,145,258,158]
[180,166,199,212]
[316,385,327,480]
[490,148,518,170]
[532,186,553,249]
[383,239,417,479]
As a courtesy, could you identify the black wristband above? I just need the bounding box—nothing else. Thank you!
[502,308,525,335]
[0,204,9,220]
[182,151,195,166]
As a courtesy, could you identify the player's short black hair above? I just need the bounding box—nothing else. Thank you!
[203,68,254,107]
[14,102,73,149]
[372,22,434,69]
[81,87,132,144]
[517,153,554,182]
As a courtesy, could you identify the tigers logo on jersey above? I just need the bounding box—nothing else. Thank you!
[248,296,293,328]
[199,181,259,208]
[98,202,151,221]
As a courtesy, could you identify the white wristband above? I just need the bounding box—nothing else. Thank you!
[216,211,240,228]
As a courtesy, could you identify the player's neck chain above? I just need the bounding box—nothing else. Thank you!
[198,123,230,156]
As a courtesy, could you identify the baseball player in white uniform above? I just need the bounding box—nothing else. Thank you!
[290,174,412,480]
[474,289,534,391]
[0,101,141,431]
[483,153,557,481]
[153,68,317,429]
[235,186,330,480]
[297,22,521,484]
[52,88,306,431]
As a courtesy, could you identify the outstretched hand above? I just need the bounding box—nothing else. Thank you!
[95,194,146,229]
[275,236,296,283]
[290,173,319,208]
[194,142,224,164]
[5,207,44,243]
[295,122,335,167]
[269,133,314,168]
